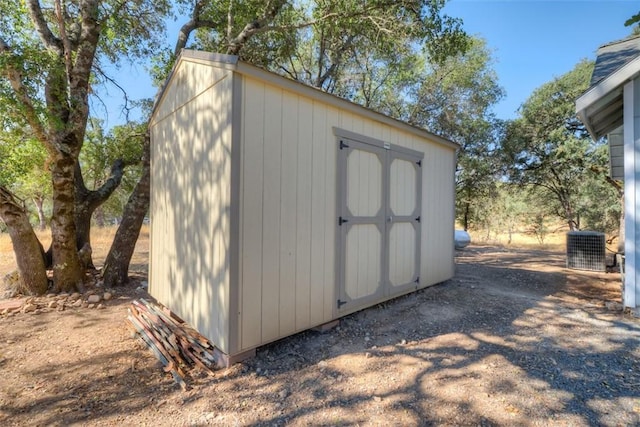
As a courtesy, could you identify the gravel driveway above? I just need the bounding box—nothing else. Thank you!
[1,245,639,426]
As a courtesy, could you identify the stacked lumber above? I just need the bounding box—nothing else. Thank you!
[127,298,217,390]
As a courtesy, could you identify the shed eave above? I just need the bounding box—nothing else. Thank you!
[234,60,459,150]
[161,49,459,150]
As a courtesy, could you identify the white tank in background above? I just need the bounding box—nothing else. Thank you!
[454,229,471,250]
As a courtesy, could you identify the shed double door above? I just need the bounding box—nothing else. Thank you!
[336,134,423,313]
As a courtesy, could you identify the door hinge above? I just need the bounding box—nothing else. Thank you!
[416,160,422,167]
[415,216,421,223]
[415,276,420,284]
[340,140,349,150]
[338,216,349,226]
[337,299,348,309]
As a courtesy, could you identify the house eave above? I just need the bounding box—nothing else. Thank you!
[576,55,640,140]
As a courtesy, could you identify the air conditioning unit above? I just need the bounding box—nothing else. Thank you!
[566,231,606,272]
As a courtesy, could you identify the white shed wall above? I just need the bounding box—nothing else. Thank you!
[236,75,456,351]
[149,60,234,352]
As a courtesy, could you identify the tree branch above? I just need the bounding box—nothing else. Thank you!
[26,0,64,54]
[0,38,54,156]
[227,0,287,55]
[67,0,102,153]
[55,0,74,83]
[174,0,221,55]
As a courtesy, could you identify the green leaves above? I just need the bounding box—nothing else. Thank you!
[502,60,620,232]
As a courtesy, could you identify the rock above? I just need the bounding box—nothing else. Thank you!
[278,389,289,399]
[0,298,25,313]
[605,301,623,311]
[1,270,22,299]
[48,301,58,309]
[22,303,37,313]
[103,292,112,301]
[57,305,65,312]
[373,396,382,402]
[87,304,95,309]
[72,299,83,308]
[46,293,57,298]
[87,294,101,304]
[97,303,105,310]
[70,292,81,301]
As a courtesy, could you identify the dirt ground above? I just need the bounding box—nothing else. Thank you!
[1,244,639,426]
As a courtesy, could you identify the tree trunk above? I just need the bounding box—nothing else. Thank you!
[74,159,125,269]
[95,206,105,227]
[102,133,150,287]
[50,153,84,292]
[0,187,48,295]
[33,195,46,231]
[463,201,470,231]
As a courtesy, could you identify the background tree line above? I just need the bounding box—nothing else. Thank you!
[0,0,634,295]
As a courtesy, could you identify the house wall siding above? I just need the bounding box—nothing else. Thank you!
[609,126,624,181]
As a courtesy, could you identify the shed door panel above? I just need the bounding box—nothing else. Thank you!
[337,136,423,314]
[338,140,386,309]
[387,152,422,294]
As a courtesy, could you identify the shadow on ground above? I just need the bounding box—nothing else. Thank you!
[1,246,638,426]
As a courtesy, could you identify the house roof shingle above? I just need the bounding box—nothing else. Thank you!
[590,35,640,87]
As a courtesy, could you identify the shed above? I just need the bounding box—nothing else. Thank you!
[576,35,640,311]
[149,50,459,364]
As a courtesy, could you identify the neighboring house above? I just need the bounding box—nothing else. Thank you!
[148,50,459,365]
[576,35,640,311]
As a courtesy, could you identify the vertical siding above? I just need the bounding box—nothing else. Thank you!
[239,79,340,350]
[149,61,233,353]
[420,141,456,285]
[324,109,339,320]
[279,97,299,336]
[238,74,455,351]
[240,78,265,349]
[261,87,283,342]
[294,97,313,331]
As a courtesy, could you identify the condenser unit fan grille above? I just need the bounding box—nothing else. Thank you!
[566,231,606,272]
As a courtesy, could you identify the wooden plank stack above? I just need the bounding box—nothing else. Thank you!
[127,298,217,390]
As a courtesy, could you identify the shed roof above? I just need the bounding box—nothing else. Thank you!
[151,49,459,151]
[576,35,640,140]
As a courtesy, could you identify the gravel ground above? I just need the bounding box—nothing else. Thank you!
[1,245,639,426]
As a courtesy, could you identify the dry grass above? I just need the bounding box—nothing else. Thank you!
[0,225,149,278]
[469,230,568,251]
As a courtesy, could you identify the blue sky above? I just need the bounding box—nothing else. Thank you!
[444,0,639,119]
[95,1,640,127]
